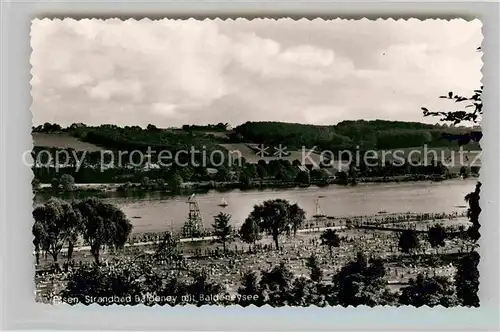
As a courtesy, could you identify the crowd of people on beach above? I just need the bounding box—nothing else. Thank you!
[34,207,474,306]
[127,211,467,245]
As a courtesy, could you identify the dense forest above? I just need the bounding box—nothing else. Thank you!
[182,123,229,131]
[232,120,481,151]
[31,120,481,186]
[33,119,481,153]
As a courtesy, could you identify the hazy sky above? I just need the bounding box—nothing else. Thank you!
[30,18,482,127]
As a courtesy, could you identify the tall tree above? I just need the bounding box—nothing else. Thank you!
[62,261,148,305]
[399,274,458,307]
[239,217,262,247]
[289,203,306,236]
[168,173,184,191]
[421,72,482,306]
[142,231,184,269]
[238,271,262,306]
[146,124,158,131]
[66,202,83,262]
[141,176,151,188]
[242,163,258,178]
[306,254,323,282]
[215,167,232,182]
[212,212,233,252]
[259,262,295,306]
[238,172,251,188]
[421,82,482,242]
[320,229,341,256]
[32,221,47,265]
[427,225,447,250]
[454,251,480,307]
[60,174,76,191]
[248,199,305,250]
[288,276,322,306]
[73,198,133,264]
[256,164,268,179]
[331,253,392,307]
[295,171,310,185]
[187,270,228,306]
[32,198,81,263]
[398,229,420,254]
[465,182,481,242]
[348,163,358,186]
[335,171,349,186]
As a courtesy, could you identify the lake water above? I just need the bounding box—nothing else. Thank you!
[98,179,476,234]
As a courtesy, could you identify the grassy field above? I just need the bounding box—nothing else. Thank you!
[33,133,103,152]
[200,131,231,139]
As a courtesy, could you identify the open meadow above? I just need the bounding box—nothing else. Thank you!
[33,133,103,152]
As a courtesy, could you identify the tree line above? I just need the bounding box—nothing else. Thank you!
[34,192,480,308]
[231,120,480,151]
[32,151,470,190]
[33,120,480,162]
[33,197,133,265]
[182,123,229,132]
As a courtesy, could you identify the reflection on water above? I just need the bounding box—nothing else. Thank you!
[35,179,477,234]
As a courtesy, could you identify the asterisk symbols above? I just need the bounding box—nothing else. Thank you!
[255,144,269,157]
[254,144,288,158]
[273,144,288,158]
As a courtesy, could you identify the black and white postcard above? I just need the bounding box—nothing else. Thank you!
[30,18,482,307]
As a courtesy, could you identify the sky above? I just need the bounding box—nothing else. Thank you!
[30,18,483,128]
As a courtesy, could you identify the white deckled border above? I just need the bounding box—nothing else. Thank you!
[1,2,499,331]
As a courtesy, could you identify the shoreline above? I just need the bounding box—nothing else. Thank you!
[35,210,467,256]
[35,174,478,196]
[38,225,348,255]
